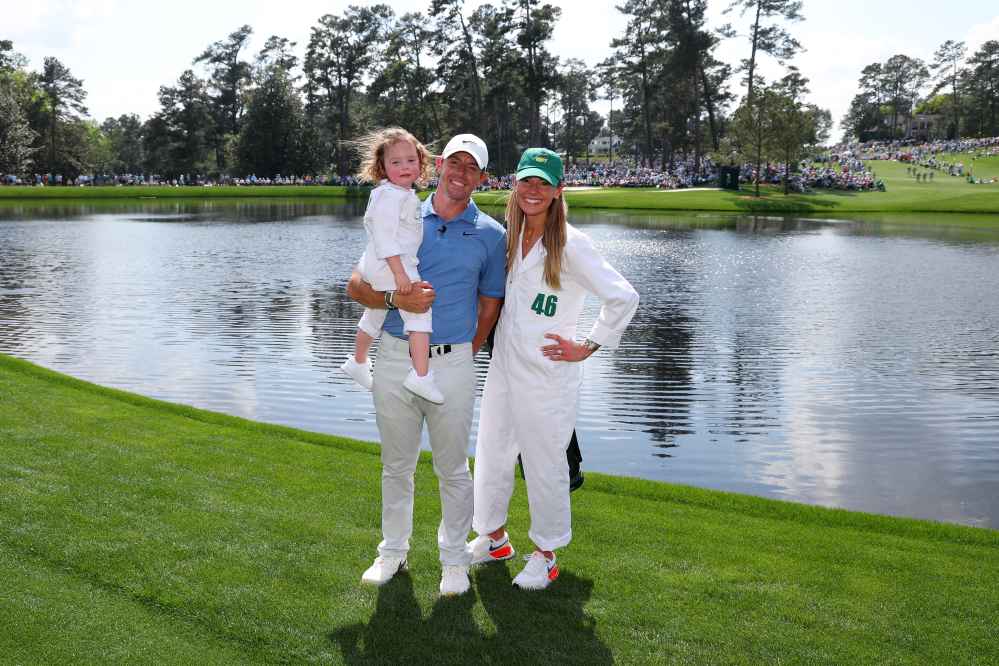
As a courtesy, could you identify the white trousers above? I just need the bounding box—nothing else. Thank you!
[358,306,432,339]
[472,350,579,552]
[372,334,475,566]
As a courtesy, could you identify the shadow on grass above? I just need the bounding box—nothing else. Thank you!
[725,188,862,213]
[330,565,612,664]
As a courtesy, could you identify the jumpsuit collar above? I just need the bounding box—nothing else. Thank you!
[515,226,547,275]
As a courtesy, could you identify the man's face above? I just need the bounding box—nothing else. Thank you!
[436,151,486,203]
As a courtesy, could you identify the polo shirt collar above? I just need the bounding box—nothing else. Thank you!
[423,193,479,226]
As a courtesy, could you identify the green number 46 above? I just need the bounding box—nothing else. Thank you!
[531,292,558,317]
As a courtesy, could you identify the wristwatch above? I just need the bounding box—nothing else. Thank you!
[582,338,601,355]
[384,290,397,310]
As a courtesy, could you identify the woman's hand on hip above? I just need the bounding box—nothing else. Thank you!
[542,333,590,362]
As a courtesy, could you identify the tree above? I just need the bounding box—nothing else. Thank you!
[428,0,486,138]
[0,83,37,175]
[842,63,887,141]
[469,2,521,172]
[881,54,929,139]
[671,0,731,152]
[506,0,562,146]
[769,69,818,194]
[101,114,144,174]
[930,40,967,139]
[237,39,305,177]
[962,41,999,137]
[34,57,88,175]
[83,120,114,175]
[0,40,29,72]
[151,70,215,178]
[729,80,777,197]
[607,0,668,166]
[305,6,392,176]
[194,25,254,173]
[722,0,803,109]
[367,12,442,142]
[843,56,929,141]
[556,59,594,164]
[256,35,299,74]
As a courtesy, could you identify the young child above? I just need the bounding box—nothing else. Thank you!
[340,128,443,404]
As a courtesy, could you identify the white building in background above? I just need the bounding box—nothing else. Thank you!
[588,134,623,154]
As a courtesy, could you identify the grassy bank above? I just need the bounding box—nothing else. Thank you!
[2,353,997,664]
[475,157,999,215]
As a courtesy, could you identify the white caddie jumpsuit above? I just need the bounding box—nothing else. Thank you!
[473,223,639,551]
[357,180,432,336]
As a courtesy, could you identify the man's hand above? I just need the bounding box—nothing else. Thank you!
[394,282,434,313]
[472,295,503,354]
[346,270,435,312]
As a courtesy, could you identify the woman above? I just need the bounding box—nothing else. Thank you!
[469,148,639,590]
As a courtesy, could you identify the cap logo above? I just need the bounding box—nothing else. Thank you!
[535,156,548,163]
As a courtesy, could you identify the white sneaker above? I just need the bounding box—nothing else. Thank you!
[340,355,373,390]
[403,369,444,404]
[512,551,559,590]
[439,565,470,596]
[467,534,516,566]
[360,555,406,586]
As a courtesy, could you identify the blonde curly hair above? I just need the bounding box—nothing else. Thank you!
[355,127,433,185]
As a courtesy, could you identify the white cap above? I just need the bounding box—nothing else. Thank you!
[441,134,489,170]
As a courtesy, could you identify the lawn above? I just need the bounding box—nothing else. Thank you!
[474,156,999,216]
[2,352,998,664]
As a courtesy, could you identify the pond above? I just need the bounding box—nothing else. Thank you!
[1,200,997,528]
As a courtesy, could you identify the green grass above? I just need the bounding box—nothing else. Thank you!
[932,152,999,181]
[2,352,998,664]
[474,154,999,216]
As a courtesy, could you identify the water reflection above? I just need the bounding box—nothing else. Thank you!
[1,202,998,528]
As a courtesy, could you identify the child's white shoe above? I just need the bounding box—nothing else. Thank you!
[403,369,444,404]
[340,355,373,390]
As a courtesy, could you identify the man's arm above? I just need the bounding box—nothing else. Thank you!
[472,295,503,355]
[346,269,435,312]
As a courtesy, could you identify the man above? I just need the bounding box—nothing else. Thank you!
[346,133,506,596]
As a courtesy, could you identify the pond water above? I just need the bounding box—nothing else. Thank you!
[1,200,998,528]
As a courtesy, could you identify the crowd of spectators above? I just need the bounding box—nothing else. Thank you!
[22,136,999,192]
[832,136,999,185]
[475,157,720,191]
[0,172,363,187]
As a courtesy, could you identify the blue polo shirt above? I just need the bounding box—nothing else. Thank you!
[383,194,507,343]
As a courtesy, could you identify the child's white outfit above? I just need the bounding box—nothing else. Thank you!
[356,180,432,338]
[344,180,441,402]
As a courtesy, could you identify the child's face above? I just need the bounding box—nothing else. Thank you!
[383,140,420,189]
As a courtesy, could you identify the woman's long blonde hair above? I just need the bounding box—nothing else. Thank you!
[354,127,433,185]
[504,186,569,290]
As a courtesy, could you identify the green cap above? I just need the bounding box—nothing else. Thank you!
[515,148,563,186]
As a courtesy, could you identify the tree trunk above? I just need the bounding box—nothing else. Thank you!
[639,53,653,166]
[746,1,762,107]
[458,14,484,134]
[699,64,720,151]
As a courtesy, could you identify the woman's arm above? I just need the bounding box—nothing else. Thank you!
[541,233,639,363]
[567,232,640,349]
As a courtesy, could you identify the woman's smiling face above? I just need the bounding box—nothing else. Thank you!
[515,176,562,219]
